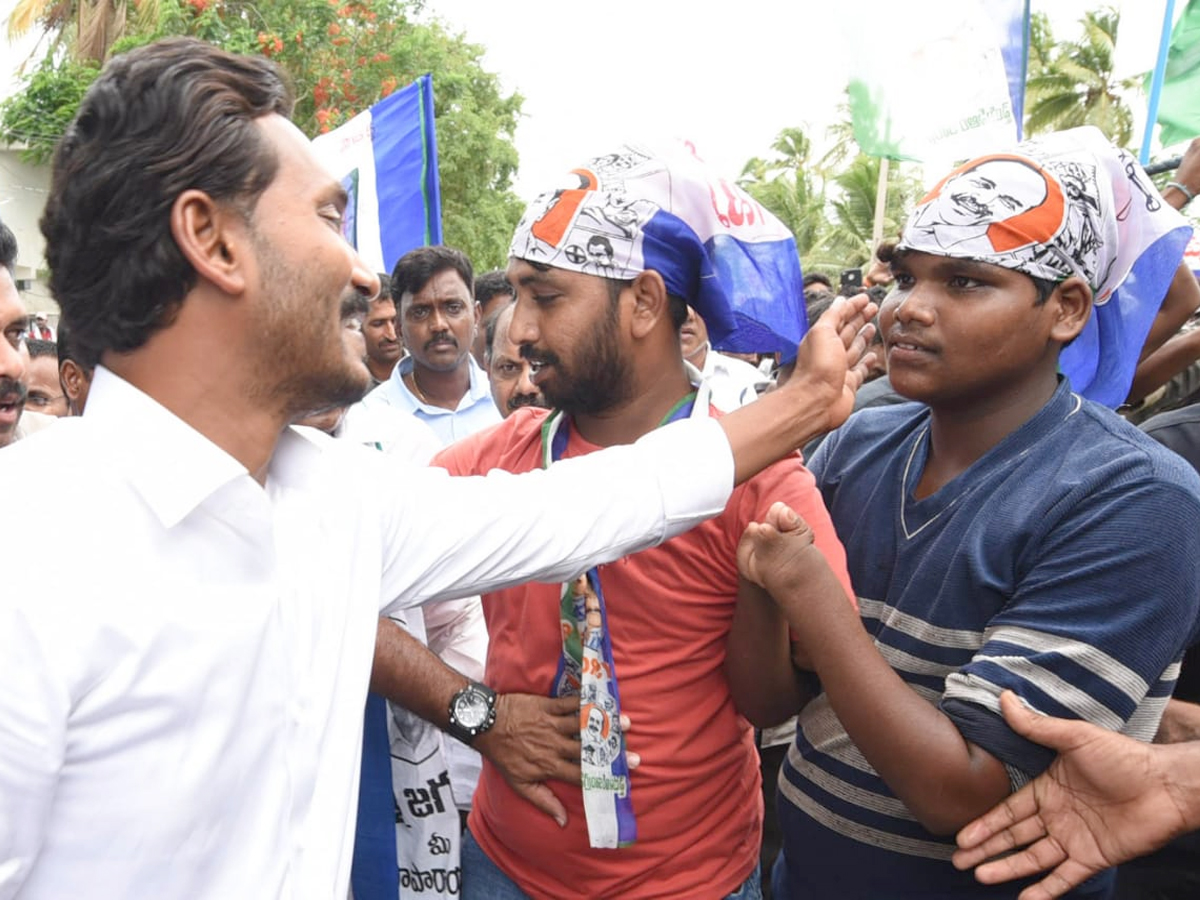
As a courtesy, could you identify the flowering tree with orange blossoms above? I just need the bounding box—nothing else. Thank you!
[2,0,525,267]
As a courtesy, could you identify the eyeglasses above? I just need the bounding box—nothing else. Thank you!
[25,393,65,409]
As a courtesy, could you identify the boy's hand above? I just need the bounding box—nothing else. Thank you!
[737,501,820,595]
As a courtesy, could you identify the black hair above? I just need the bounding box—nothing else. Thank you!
[483,303,510,365]
[25,338,57,360]
[391,245,473,303]
[56,320,89,371]
[667,294,688,331]
[803,272,832,290]
[805,293,835,329]
[41,38,294,370]
[474,269,515,308]
[0,219,16,274]
[340,293,370,322]
[376,272,392,302]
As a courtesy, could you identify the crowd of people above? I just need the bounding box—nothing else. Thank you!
[3,35,1200,900]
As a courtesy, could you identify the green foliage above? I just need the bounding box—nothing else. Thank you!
[1,0,524,268]
[817,154,918,270]
[384,21,524,270]
[739,122,921,276]
[740,128,825,258]
[1024,6,1138,148]
[0,56,100,164]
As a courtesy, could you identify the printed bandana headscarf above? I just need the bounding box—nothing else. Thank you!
[898,125,1193,407]
[510,141,807,359]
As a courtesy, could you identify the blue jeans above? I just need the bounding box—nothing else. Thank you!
[462,829,762,900]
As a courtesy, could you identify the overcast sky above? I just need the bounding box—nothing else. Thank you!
[2,0,1121,198]
[423,0,1103,198]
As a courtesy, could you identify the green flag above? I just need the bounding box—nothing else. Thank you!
[1154,0,1200,148]
[846,0,1018,163]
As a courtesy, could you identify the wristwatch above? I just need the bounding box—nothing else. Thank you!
[446,681,497,744]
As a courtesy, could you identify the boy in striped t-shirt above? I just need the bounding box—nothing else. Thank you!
[736,127,1200,899]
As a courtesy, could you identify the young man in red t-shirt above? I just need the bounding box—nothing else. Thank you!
[435,143,856,900]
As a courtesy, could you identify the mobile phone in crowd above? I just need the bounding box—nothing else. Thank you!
[840,268,864,294]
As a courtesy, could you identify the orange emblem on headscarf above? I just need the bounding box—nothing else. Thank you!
[530,168,599,248]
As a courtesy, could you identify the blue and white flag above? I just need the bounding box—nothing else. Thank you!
[312,74,442,274]
[510,140,806,358]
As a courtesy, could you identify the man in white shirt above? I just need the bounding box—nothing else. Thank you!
[0,219,29,448]
[0,37,874,900]
[680,304,770,410]
[362,285,403,390]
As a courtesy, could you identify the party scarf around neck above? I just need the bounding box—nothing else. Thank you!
[539,382,711,848]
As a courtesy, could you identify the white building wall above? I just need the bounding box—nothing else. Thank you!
[0,146,54,318]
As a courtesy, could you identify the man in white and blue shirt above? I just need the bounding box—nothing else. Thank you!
[363,245,500,444]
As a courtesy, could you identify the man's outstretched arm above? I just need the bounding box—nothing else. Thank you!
[952,690,1200,900]
[389,293,877,609]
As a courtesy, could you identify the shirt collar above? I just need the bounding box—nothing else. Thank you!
[390,354,495,412]
[84,366,253,528]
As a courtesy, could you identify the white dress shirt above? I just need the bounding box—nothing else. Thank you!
[0,366,734,900]
[694,344,769,411]
[333,400,442,460]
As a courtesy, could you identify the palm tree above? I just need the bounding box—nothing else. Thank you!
[7,0,160,62]
[810,153,919,271]
[738,120,922,272]
[1023,7,1138,147]
[740,127,827,259]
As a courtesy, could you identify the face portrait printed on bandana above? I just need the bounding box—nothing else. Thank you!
[901,142,1120,300]
[898,125,1195,407]
[907,154,1066,257]
[512,147,662,278]
[510,139,809,359]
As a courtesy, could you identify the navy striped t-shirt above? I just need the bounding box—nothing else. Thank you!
[776,379,1200,899]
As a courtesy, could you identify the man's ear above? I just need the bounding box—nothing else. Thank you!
[59,359,82,397]
[1049,276,1093,344]
[628,270,669,339]
[59,359,89,414]
[170,189,248,296]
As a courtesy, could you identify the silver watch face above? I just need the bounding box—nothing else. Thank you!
[455,691,490,729]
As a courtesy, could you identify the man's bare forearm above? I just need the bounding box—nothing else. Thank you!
[371,616,467,730]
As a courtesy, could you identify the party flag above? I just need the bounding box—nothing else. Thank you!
[312,75,442,274]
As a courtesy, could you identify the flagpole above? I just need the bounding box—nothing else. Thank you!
[1016,0,1030,141]
[872,156,890,250]
[1142,0,1177,164]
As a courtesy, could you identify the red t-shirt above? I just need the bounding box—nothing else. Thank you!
[434,407,853,899]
